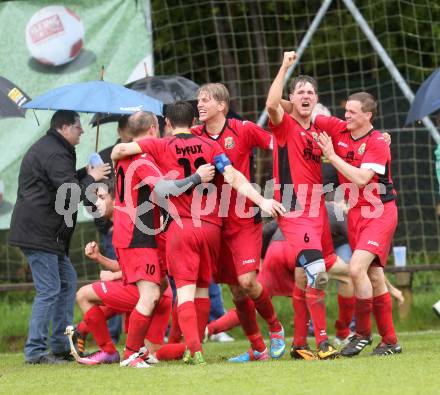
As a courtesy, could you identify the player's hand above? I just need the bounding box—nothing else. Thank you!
[392,288,405,306]
[196,163,216,183]
[318,132,336,160]
[383,132,391,145]
[85,241,101,261]
[87,163,111,182]
[100,270,115,282]
[282,51,296,69]
[259,198,286,218]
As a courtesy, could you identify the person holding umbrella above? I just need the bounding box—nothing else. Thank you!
[9,110,111,364]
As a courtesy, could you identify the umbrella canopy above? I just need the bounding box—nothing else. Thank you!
[23,80,163,116]
[90,75,198,126]
[0,76,31,119]
[405,67,440,125]
[127,75,199,104]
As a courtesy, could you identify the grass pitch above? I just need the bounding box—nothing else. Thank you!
[1,331,439,395]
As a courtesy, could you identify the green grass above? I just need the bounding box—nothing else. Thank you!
[1,332,440,395]
[1,283,440,352]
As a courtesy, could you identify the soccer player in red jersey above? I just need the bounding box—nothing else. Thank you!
[111,103,284,364]
[68,179,215,366]
[266,51,339,359]
[315,92,401,356]
[192,83,286,363]
[72,242,173,365]
[112,112,219,367]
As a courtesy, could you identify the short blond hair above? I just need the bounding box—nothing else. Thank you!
[347,92,377,119]
[197,83,230,113]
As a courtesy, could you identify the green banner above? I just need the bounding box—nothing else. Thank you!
[0,0,152,229]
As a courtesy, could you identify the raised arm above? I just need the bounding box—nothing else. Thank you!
[266,51,296,126]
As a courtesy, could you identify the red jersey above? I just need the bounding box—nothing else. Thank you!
[269,112,324,213]
[314,115,396,208]
[113,153,161,248]
[192,118,272,223]
[137,133,225,226]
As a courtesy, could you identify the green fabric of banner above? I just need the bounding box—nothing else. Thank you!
[0,0,151,229]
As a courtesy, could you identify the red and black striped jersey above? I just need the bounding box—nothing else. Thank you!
[113,152,161,248]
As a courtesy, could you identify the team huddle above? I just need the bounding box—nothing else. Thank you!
[66,50,401,368]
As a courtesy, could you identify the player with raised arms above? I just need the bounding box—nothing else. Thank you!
[266,51,339,359]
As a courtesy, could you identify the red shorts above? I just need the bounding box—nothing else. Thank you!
[92,280,138,313]
[116,247,160,285]
[258,241,295,297]
[166,218,221,288]
[213,219,262,285]
[257,240,337,297]
[278,204,334,266]
[156,231,168,278]
[348,201,398,267]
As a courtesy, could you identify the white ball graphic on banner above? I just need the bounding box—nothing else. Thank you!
[25,5,84,66]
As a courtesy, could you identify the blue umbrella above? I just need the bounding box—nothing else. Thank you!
[23,80,163,115]
[23,80,163,150]
[405,67,440,125]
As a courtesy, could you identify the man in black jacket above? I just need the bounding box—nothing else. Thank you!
[9,110,110,364]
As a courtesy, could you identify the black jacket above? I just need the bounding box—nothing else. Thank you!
[9,129,95,255]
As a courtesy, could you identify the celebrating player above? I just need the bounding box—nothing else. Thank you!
[315,92,401,356]
[70,155,214,366]
[112,111,221,367]
[193,83,286,363]
[265,51,339,359]
[111,103,284,364]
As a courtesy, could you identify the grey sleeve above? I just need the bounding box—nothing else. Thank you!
[153,173,202,198]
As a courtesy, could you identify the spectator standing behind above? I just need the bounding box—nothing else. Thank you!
[9,110,110,364]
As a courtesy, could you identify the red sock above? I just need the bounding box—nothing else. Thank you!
[77,320,89,337]
[145,296,172,342]
[168,302,182,343]
[335,295,356,339]
[252,286,282,333]
[234,297,266,352]
[155,343,186,361]
[194,297,210,340]
[373,292,398,344]
[84,306,116,353]
[208,309,240,336]
[124,308,152,360]
[100,306,118,320]
[305,286,327,345]
[178,301,201,355]
[292,286,309,347]
[355,297,373,337]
